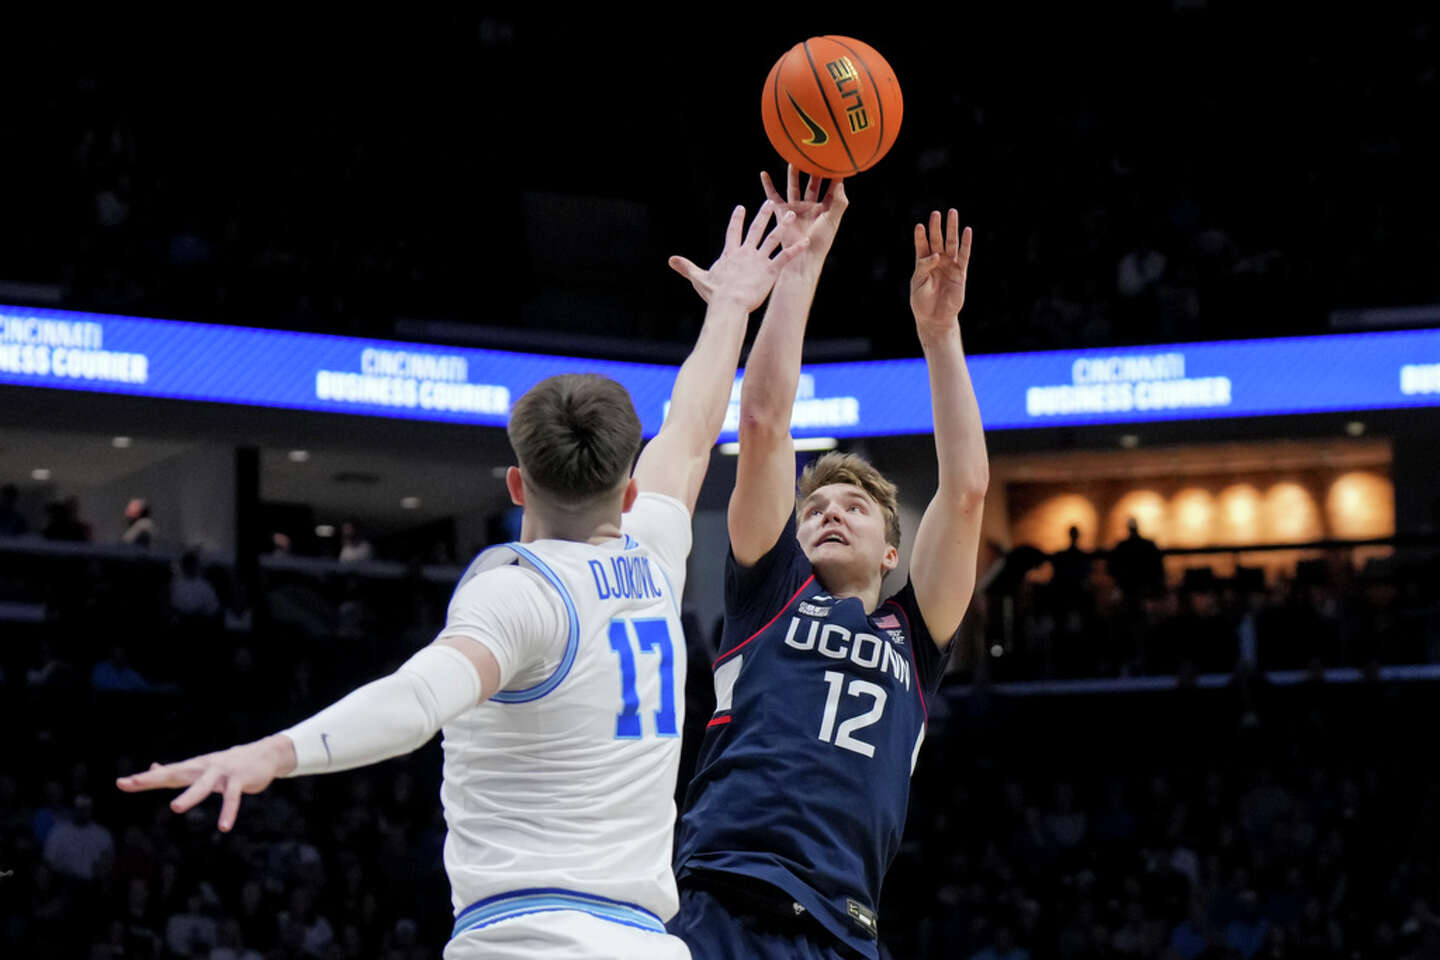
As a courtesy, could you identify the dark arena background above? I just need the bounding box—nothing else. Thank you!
[3,8,1440,959]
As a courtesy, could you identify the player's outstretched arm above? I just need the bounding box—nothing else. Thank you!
[730,167,848,566]
[907,210,989,647]
[116,639,502,832]
[632,201,804,514]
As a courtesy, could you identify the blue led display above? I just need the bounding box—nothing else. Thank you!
[3,304,1438,438]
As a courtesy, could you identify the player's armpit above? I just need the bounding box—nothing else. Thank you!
[908,489,986,649]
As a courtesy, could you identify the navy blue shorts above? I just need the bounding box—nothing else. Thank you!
[667,885,865,960]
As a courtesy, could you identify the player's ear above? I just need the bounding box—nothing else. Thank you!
[620,477,640,513]
[881,543,900,574]
[505,467,526,507]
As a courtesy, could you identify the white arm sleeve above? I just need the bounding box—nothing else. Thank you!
[281,644,481,777]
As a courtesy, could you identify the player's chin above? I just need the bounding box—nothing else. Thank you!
[803,540,847,563]
[808,548,863,582]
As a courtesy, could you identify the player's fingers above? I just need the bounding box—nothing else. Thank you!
[744,200,775,248]
[958,225,974,268]
[759,170,783,205]
[913,222,930,260]
[786,163,800,203]
[773,237,809,270]
[668,255,703,281]
[928,211,944,258]
[827,178,849,209]
[804,173,822,203]
[724,204,746,249]
[760,211,796,257]
[117,759,200,792]
[170,766,223,815]
[218,777,244,833]
[945,209,961,258]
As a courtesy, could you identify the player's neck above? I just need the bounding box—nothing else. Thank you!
[519,511,624,546]
[816,571,884,615]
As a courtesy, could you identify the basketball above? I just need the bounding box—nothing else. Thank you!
[761,36,903,179]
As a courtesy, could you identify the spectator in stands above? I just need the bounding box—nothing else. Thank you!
[25,639,75,691]
[337,520,373,563]
[209,918,262,960]
[164,887,218,958]
[1224,889,1270,959]
[91,644,161,693]
[170,551,219,619]
[31,779,68,847]
[121,497,155,547]
[42,794,113,882]
[0,483,28,536]
[970,923,1031,960]
[1108,517,1164,601]
[1044,782,1088,851]
[27,863,71,952]
[43,497,89,541]
[1050,525,1092,614]
[222,580,254,634]
[277,885,334,958]
[1169,898,1217,959]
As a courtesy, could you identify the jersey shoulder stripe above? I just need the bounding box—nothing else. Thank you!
[489,542,581,704]
[882,598,928,717]
[714,574,815,669]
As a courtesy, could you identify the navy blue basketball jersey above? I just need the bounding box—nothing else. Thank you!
[674,517,951,958]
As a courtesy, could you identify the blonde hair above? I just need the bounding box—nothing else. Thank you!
[796,452,901,550]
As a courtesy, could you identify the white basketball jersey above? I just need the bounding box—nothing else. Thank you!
[437,492,691,924]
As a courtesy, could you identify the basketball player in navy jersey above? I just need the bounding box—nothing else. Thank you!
[669,166,989,960]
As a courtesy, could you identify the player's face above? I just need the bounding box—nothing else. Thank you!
[798,483,898,586]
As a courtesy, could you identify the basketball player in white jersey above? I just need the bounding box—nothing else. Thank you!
[117,201,808,959]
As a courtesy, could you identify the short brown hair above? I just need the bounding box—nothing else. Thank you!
[797,452,902,550]
[507,374,642,503]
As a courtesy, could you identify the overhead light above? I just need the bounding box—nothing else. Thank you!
[315,524,336,538]
[112,436,133,449]
[718,437,839,456]
[990,644,1005,658]
[31,468,51,481]
[1345,421,1366,437]
[288,450,311,463]
[490,466,509,479]
[1119,434,1140,449]
[400,496,421,510]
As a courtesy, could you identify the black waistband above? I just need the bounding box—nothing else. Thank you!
[680,870,869,959]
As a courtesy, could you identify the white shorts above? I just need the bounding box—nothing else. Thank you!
[444,909,690,960]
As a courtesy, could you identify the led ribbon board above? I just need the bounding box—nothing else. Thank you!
[3,305,1439,437]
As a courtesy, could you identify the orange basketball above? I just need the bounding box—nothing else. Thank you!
[761,36,903,179]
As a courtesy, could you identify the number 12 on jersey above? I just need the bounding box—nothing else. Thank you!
[608,618,678,739]
[818,670,887,758]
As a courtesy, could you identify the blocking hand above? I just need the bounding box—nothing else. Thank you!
[668,201,808,312]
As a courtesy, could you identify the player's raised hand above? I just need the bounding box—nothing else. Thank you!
[668,200,808,312]
[759,164,848,263]
[910,209,973,342]
[116,734,296,833]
